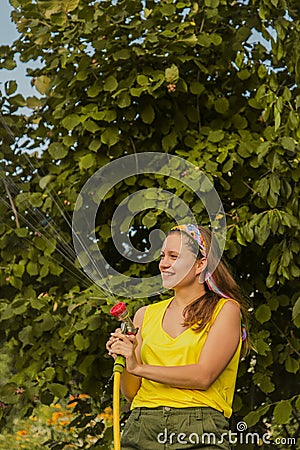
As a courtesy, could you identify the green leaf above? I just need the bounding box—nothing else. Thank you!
[0,56,16,70]
[48,142,68,159]
[292,297,300,327]
[30,297,47,310]
[49,383,68,398]
[281,136,295,151]
[222,157,233,173]
[137,75,148,85]
[0,383,19,404]
[38,313,55,331]
[165,64,179,83]
[83,119,101,133]
[260,375,275,393]
[162,131,177,151]
[238,69,251,80]
[89,138,101,152]
[255,304,271,324]
[13,263,25,278]
[116,91,131,108]
[30,193,43,207]
[237,142,251,157]
[130,87,146,97]
[39,265,49,279]
[40,390,54,405]
[74,333,90,351]
[285,356,299,374]
[177,34,198,46]
[10,93,26,106]
[18,326,34,346]
[5,80,17,95]
[15,228,28,238]
[44,367,55,381]
[287,110,299,130]
[161,3,176,15]
[39,174,55,190]
[244,411,260,427]
[198,33,212,47]
[101,126,119,146]
[113,49,130,60]
[273,400,292,425]
[210,33,222,46]
[190,81,205,95]
[79,154,96,170]
[141,104,155,124]
[62,0,80,13]
[103,76,118,92]
[274,107,281,131]
[27,261,39,276]
[233,114,248,130]
[61,114,81,130]
[87,81,102,97]
[78,355,95,375]
[49,262,63,275]
[208,130,224,143]
[214,97,229,114]
[205,0,219,6]
[142,212,158,228]
[34,76,50,94]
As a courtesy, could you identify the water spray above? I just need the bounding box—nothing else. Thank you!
[110,302,138,450]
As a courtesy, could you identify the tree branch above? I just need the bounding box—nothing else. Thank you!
[3,180,20,228]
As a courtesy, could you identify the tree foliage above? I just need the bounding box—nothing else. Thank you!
[0,0,299,448]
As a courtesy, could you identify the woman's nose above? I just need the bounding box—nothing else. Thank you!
[159,257,171,270]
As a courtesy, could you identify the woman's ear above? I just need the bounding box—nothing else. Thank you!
[195,257,207,277]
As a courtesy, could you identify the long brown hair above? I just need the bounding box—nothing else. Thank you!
[169,226,250,356]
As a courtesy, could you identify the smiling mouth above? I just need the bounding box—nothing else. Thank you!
[161,272,175,277]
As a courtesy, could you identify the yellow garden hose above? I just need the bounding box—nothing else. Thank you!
[113,371,121,450]
[109,303,138,450]
[113,355,126,450]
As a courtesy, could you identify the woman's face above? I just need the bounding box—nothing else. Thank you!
[159,233,201,290]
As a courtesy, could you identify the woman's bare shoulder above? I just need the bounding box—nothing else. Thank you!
[133,305,147,327]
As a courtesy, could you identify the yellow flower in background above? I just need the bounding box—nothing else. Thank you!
[98,406,113,426]
[67,401,77,408]
[52,411,64,422]
[78,393,89,399]
[16,430,28,436]
[60,420,70,426]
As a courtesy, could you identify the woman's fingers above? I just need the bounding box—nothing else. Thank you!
[106,330,137,359]
[110,338,135,358]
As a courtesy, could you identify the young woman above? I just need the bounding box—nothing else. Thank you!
[106,224,249,449]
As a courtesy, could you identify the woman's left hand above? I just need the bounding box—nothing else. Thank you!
[109,332,141,375]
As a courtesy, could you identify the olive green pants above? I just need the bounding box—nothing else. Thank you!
[121,406,230,449]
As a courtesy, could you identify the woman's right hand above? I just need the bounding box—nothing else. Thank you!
[106,327,122,360]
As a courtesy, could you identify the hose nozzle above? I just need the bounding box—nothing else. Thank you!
[110,302,138,335]
[110,302,138,374]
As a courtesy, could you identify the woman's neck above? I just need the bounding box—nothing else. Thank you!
[172,284,206,308]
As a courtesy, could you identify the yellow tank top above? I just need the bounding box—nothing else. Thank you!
[131,297,242,418]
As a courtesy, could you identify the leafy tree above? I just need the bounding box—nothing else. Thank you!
[0,0,299,448]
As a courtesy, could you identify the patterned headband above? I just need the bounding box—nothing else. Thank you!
[170,224,247,342]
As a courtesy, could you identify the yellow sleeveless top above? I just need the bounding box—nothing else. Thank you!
[131,297,242,418]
